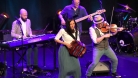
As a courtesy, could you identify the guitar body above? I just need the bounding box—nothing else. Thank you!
[67,41,86,58]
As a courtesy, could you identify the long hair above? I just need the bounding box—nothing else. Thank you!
[64,18,78,36]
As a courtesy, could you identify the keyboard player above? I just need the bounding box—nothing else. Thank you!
[11,8,38,73]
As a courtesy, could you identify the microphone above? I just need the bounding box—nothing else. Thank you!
[15,17,21,25]
[99,0,102,4]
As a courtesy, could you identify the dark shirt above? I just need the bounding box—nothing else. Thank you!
[61,4,88,32]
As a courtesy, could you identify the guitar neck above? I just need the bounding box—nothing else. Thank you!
[75,13,96,23]
[75,15,89,23]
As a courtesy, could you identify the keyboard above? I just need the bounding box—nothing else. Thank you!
[0,34,55,48]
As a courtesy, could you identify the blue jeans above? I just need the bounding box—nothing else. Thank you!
[86,46,118,76]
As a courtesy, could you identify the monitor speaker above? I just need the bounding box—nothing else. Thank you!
[86,60,111,76]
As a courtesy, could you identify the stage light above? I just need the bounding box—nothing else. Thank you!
[57,9,62,15]
[125,5,129,10]
[1,12,9,18]
[0,12,9,29]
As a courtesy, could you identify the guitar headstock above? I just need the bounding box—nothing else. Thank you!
[95,9,106,15]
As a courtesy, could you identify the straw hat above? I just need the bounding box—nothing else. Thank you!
[93,14,104,24]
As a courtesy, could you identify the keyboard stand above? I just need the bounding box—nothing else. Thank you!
[15,47,27,66]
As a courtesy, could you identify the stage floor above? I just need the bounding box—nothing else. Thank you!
[0,34,138,78]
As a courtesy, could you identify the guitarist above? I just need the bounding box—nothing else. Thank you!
[55,18,81,78]
[59,0,93,36]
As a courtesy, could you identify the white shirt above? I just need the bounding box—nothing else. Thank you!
[55,28,80,44]
[20,18,27,36]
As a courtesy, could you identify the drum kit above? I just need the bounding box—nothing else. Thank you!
[110,3,138,55]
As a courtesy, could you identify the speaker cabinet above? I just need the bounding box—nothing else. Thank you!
[86,60,111,76]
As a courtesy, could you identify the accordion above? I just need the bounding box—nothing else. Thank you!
[67,41,86,58]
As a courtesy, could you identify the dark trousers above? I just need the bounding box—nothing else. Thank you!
[26,45,38,66]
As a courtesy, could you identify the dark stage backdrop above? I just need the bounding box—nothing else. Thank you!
[0,0,138,32]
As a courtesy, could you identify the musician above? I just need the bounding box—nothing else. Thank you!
[86,14,123,78]
[59,0,93,36]
[55,18,82,78]
[11,9,38,71]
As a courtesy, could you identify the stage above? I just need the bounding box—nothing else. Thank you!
[0,34,138,78]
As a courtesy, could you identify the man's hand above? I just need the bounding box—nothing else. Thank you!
[88,14,93,21]
[118,27,124,31]
[18,35,26,39]
[103,33,111,38]
[22,36,28,39]
[30,35,36,37]
[82,43,85,47]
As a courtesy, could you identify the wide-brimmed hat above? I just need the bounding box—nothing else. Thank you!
[93,14,104,24]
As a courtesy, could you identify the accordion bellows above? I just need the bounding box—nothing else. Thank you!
[67,41,86,58]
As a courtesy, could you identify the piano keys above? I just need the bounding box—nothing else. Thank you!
[0,34,55,48]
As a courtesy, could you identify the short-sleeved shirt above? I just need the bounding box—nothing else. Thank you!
[61,4,88,28]
[55,28,80,44]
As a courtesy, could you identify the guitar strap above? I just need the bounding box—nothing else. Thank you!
[73,6,80,19]
[77,6,80,17]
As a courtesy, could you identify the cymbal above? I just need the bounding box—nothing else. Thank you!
[117,3,136,12]
[115,9,131,13]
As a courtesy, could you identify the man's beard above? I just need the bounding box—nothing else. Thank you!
[21,17,27,22]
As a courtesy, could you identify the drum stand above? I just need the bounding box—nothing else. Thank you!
[133,46,138,57]
[117,12,124,27]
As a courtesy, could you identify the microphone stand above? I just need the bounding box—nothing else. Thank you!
[17,20,24,77]
[42,23,49,34]
[98,0,107,21]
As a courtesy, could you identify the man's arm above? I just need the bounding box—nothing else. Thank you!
[96,34,111,43]
[11,21,21,39]
[89,27,111,44]
[89,27,98,44]
[59,6,68,25]
[89,27,105,44]
[59,14,66,25]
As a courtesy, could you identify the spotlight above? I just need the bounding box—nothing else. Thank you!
[125,5,129,10]
[57,9,62,15]
[0,12,9,29]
